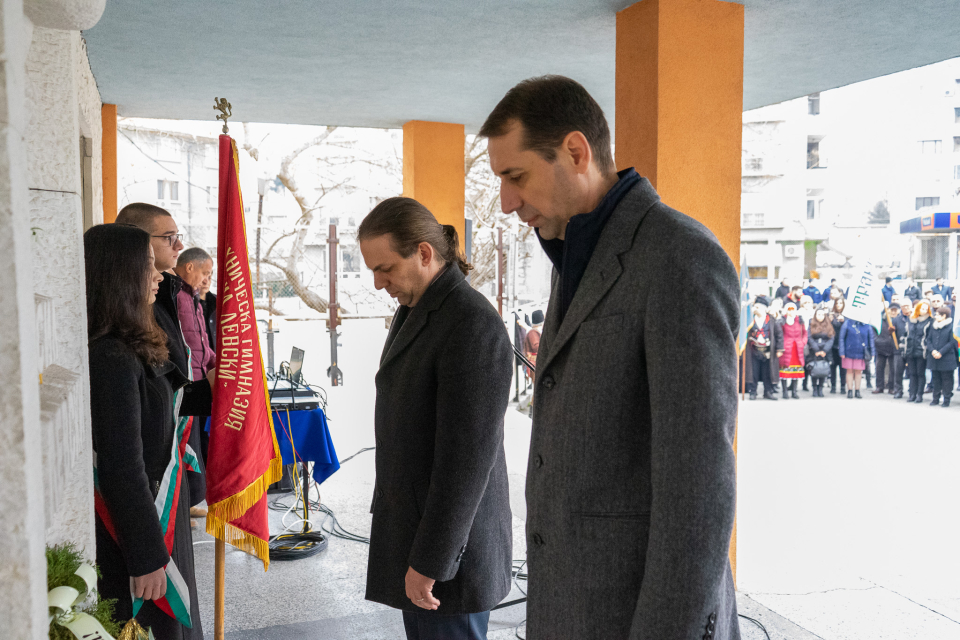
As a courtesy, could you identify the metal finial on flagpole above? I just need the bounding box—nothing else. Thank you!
[214,97,232,134]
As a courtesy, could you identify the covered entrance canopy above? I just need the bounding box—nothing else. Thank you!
[83,0,960,129]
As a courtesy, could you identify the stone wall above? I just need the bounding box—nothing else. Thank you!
[24,25,100,554]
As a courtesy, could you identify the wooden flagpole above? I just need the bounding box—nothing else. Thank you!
[215,537,225,640]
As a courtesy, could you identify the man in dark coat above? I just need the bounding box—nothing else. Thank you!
[775,278,791,299]
[116,204,214,511]
[358,197,514,640]
[802,279,822,304]
[483,76,739,640]
[902,277,922,304]
[745,295,782,400]
[873,303,906,396]
[932,277,953,301]
[926,305,957,407]
[881,277,896,304]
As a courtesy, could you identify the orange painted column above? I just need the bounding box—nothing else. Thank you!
[102,104,118,223]
[402,121,466,242]
[616,0,744,584]
[616,0,743,264]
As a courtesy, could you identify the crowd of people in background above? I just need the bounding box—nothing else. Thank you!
[745,275,959,406]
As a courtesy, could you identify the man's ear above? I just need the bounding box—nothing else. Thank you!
[561,131,593,175]
[418,242,435,267]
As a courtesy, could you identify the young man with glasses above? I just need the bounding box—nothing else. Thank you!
[115,203,212,519]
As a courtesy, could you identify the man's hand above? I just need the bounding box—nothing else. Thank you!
[405,566,440,610]
[816,351,826,357]
[132,567,167,601]
[933,350,942,359]
[206,369,216,386]
[776,351,784,358]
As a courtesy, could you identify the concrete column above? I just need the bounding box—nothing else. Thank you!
[950,232,958,283]
[0,2,49,638]
[101,103,116,222]
[402,120,465,242]
[615,0,744,263]
[615,0,745,583]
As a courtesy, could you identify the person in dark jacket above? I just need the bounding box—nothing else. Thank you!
[199,276,217,351]
[926,305,957,406]
[881,277,896,304]
[806,307,834,397]
[775,278,791,300]
[829,298,848,393]
[931,277,952,301]
[902,277,922,304]
[874,303,906,396]
[116,204,213,515]
[358,198,513,640]
[802,279,822,304]
[746,296,782,400]
[84,224,202,639]
[905,300,933,403]
[838,318,875,399]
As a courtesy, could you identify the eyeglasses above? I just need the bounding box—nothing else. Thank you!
[152,233,183,247]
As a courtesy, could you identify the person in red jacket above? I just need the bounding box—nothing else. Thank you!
[778,301,808,399]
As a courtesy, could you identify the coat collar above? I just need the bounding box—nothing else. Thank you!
[379,265,464,369]
[537,177,660,375]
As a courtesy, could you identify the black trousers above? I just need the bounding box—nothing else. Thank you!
[751,352,774,394]
[931,369,955,401]
[907,356,927,398]
[402,611,490,640]
[876,354,904,393]
[830,351,846,390]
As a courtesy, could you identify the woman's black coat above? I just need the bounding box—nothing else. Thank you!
[905,316,932,359]
[89,337,203,639]
[925,320,958,371]
[807,333,834,363]
[365,266,514,615]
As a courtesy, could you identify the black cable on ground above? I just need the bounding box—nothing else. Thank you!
[738,614,771,640]
[268,525,329,561]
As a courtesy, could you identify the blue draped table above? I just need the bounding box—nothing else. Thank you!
[205,407,340,485]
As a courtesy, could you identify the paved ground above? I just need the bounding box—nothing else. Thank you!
[191,321,960,639]
[737,385,960,639]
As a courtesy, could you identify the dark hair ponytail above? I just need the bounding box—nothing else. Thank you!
[440,224,472,275]
[358,197,473,275]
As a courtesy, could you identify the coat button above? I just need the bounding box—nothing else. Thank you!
[534,455,543,468]
[709,613,716,623]
[532,533,544,546]
[542,376,555,390]
[377,488,384,499]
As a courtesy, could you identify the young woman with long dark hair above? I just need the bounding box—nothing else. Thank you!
[85,223,203,639]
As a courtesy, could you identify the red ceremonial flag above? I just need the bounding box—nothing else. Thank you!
[205,134,282,569]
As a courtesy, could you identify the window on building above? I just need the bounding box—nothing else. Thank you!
[744,158,763,172]
[954,165,960,180]
[916,197,940,210]
[806,140,820,169]
[919,140,942,154]
[808,93,820,115]
[955,107,960,124]
[955,136,960,153]
[806,200,816,219]
[157,179,179,201]
[741,213,765,227]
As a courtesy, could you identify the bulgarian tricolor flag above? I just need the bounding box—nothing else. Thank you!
[205,134,283,569]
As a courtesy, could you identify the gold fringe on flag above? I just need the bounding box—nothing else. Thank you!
[205,454,283,569]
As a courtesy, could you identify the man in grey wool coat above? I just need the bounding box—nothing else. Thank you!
[481,76,741,639]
